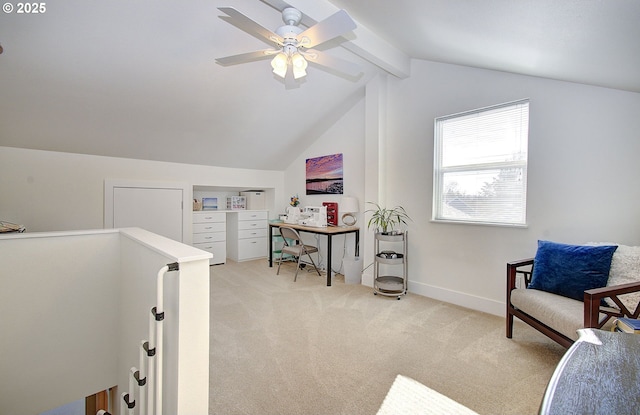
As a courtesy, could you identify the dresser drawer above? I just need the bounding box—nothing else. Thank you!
[238,211,267,221]
[193,222,226,234]
[193,212,226,223]
[193,232,226,244]
[193,241,226,265]
[237,237,267,260]
[238,220,266,231]
[238,228,267,239]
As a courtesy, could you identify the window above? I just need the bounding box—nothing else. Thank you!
[433,99,529,226]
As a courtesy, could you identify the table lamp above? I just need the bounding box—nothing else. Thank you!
[341,196,359,226]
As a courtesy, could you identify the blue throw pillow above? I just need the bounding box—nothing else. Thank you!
[529,240,618,301]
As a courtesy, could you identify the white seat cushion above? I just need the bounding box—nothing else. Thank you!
[511,288,613,341]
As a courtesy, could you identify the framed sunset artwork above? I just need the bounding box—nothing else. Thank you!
[306,153,344,195]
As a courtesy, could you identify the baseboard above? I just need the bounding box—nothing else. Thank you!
[409,280,504,317]
[361,271,504,317]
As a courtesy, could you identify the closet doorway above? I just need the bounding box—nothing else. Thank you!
[104,179,190,243]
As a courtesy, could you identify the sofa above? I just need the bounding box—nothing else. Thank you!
[506,240,640,347]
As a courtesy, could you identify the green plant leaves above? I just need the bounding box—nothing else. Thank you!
[365,202,411,233]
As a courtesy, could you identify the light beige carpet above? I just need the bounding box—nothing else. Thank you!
[209,259,565,415]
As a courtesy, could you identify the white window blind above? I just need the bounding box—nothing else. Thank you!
[433,99,529,226]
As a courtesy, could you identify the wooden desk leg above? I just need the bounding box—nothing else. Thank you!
[326,234,332,286]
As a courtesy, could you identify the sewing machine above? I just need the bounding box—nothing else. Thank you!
[298,206,328,227]
[284,206,301,224]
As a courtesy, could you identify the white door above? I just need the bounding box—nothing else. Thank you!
[105,180,190,242]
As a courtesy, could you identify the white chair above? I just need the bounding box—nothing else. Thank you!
[276,227,322,281]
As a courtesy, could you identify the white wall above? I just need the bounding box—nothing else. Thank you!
[283,93,366,275]
[0,147,285,232]
[384,59,640,314]
[0,231,120,415]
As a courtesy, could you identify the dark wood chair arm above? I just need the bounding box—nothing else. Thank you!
[507,258,534,292]
[585,281,640,298]
[584,281,640,328]
[507,258,535,268]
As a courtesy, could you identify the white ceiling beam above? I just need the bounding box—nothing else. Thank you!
[260,0,411,78]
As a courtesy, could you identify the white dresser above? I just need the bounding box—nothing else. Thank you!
[226,210,268,262]
[192,211,226,265]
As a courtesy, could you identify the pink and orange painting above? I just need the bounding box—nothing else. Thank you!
[306,153,343,195]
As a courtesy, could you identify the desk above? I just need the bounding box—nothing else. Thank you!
[269,222,359,286]
[539,328,640,415]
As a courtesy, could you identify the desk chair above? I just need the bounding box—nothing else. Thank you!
[277,227,322,281]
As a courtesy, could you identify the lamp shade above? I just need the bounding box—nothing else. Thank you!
[341,197,359,213]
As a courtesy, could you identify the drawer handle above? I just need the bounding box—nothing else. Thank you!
[204,236,213,240]
[205,226,213,230]
[251,241,257,244]
[205,217,213,220]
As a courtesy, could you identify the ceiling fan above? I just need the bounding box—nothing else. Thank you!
[216,6,361,81]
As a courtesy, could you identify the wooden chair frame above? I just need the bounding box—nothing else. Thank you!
[506,258,640,348]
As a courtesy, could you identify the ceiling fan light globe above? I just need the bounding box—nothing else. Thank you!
[293,66,307,79]
[271,52,288,69]
[291,53,308,70]
[273,67,288,78]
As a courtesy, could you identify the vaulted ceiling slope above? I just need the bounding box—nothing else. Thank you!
[331,0,640,93]
[0,0,638,170]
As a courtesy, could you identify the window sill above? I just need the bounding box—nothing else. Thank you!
[430,218,528,228]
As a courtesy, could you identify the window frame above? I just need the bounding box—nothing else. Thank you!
[432,99,530,227]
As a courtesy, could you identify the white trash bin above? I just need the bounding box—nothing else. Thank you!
[343,257,362,284]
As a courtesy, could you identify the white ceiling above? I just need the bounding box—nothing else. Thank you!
[1,0,638,170]
[330,0,640,92]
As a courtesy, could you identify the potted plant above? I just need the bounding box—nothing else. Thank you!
[365,202,411,235]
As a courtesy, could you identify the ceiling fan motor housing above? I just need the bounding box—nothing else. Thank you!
[275,25,303,46]
[276,8,305,49]
[281,8,302,26]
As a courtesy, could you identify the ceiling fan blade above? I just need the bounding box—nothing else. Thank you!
[218,7,283,46]
[216,49,276,66]
[299,9,356,49]
[304,49,362,78]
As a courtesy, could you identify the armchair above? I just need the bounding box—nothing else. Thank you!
[506,242,640,348]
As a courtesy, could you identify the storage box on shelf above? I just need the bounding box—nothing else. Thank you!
[373,232,408,299]
[227,210,268,262]
[192,211,226,265]
[226,196,246,210]
[240,191,265,210]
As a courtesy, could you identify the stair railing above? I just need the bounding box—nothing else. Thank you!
[99,262,178,415]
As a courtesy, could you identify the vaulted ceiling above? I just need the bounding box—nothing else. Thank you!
[1,0,638,170]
